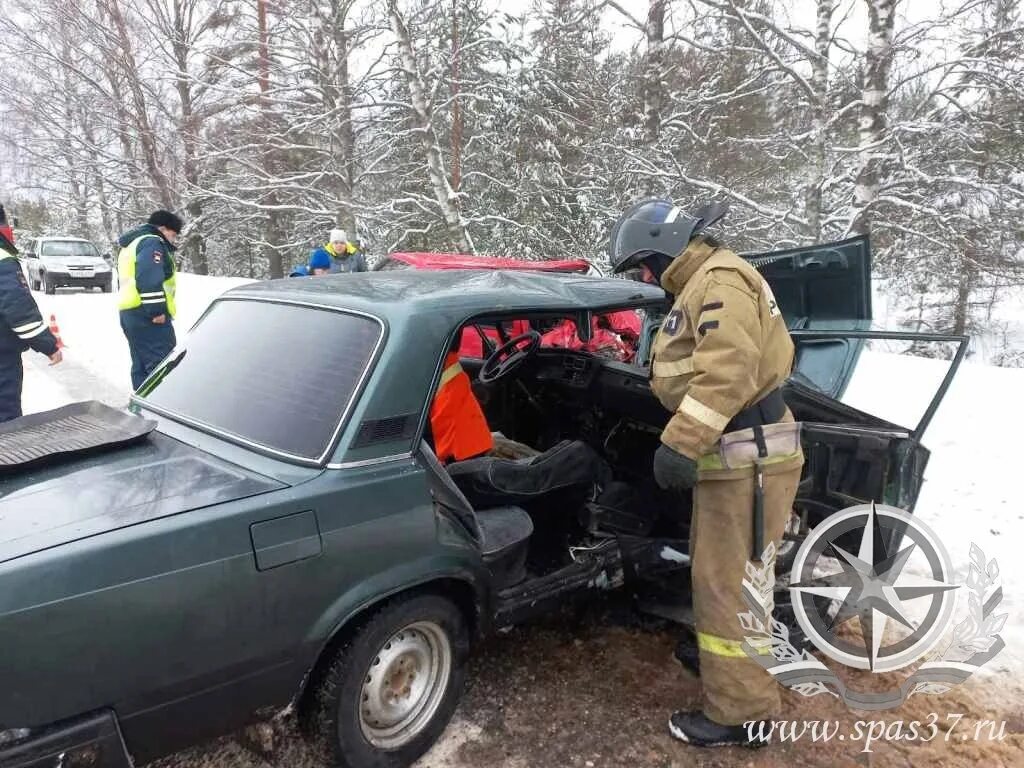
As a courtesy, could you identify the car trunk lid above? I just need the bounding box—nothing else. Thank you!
[0,430,284,564]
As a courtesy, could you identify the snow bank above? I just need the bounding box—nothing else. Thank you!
[843,350,1024,680]
[874,280,1024,367]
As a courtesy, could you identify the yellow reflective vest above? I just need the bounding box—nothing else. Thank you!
[118,234,177,318]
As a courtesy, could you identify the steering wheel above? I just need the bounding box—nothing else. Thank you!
[479,330,542,384]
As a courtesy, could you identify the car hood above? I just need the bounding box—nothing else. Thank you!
[747,235,872,399]
[0,431,285,564]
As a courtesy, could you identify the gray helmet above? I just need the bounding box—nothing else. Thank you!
[608,198,730,274]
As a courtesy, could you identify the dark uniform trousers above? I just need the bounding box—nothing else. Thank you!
[120,311,176,390]
[0,351,24,423]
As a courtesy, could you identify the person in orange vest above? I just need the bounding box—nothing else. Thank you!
[430,344,493,463]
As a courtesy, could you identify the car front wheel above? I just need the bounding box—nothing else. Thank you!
[308,593,469,768]
[42,272,56,295]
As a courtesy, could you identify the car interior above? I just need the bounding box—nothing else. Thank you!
[420,310,930,625]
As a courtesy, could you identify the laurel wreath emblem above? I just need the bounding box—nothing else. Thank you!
[737,541,1005,709]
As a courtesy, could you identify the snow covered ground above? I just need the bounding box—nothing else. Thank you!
[19,274,1024,690]
[841,350,1023,682]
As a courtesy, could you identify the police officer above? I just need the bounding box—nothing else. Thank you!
[117,210,182,390]
[0,204,62,422]
[610,199,803,748]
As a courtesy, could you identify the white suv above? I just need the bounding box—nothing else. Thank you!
[22,236,113,294]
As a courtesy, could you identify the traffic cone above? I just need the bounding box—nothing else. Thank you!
[48,313,65,349]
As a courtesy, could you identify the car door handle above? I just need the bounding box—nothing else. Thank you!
[250,510,322,571]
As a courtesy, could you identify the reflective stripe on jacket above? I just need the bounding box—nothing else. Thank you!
[118,234,177,318]
[430,351,494,463]
[0,253,59,357]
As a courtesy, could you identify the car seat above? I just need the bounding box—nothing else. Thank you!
[417,441,534,588]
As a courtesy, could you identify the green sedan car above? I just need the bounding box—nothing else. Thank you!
[0,240,963,768]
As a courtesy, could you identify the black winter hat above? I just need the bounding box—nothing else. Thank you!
[148,209,184,233]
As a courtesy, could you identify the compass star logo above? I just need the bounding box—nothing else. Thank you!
[790,503,960,673]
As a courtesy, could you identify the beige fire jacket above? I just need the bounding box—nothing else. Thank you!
[650,239,795,459]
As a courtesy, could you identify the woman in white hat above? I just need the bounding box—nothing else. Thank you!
[325,228,366,273]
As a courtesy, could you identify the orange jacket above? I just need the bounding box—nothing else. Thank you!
[430,351,494,463]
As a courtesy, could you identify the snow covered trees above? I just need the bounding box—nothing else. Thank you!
[0,0,1020,354]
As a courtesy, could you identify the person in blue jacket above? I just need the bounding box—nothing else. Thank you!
[308,247,332,275]
[117,210,183,390]
[0,204,62,422]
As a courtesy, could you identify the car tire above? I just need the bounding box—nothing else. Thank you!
[101,280,112,293]
[43,273,56,295]
[307,593,469,768]
[30,275,41,291]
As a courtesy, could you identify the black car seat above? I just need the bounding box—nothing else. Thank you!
[417,441,533,588]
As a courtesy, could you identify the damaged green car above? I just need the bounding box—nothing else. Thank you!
[0,236,964,768]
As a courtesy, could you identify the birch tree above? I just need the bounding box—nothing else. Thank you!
[849,0,897,236]
[387,0,474,252]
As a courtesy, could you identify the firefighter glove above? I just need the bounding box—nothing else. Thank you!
[654,443,698,491]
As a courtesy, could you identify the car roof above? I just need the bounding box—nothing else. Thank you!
[388,251,592,273]
[226,269,665,324]
[38,236,93,242]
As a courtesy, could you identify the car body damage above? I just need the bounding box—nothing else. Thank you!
[0,242,965,768]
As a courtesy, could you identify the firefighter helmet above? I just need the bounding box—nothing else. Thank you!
[608,198,729,274]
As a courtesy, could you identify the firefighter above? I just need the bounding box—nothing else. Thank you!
[610,199,803,748]
[0,204,62,422]
[117,210,182,390]
[430,340,493,463]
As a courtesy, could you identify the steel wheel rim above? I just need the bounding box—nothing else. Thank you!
[358,621,452,749]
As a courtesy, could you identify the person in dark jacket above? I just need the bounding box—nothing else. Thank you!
[0,204,62,422]
[325,228,367,273]
[117,210,182,390]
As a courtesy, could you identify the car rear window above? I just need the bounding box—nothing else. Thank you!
[41,241,99,258]
[138,299,383,462]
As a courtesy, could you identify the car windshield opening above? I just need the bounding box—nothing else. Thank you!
[41,241,99,258]
[459,311,644,364]
[137,300,383,461]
